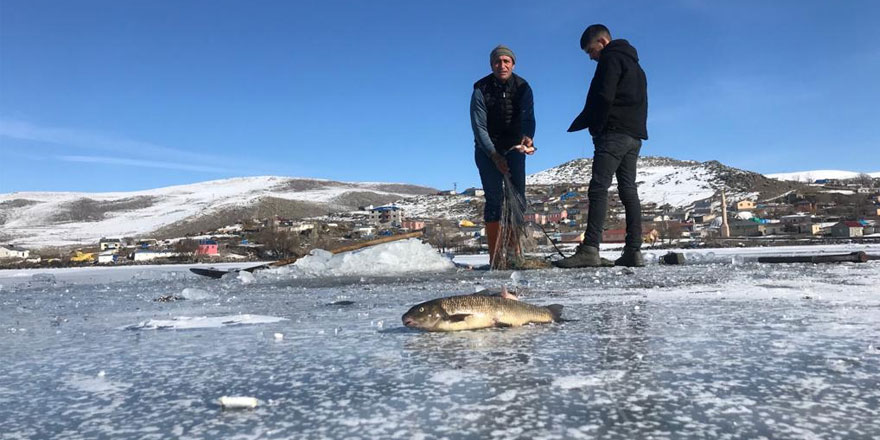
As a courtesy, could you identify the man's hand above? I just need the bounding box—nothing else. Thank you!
[512,136,536,155]
[491,151,509,175]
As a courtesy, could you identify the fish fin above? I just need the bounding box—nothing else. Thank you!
[494,320,513,328]
[500,286,519,301]
[546,304,564,322]
[448,314,471,322]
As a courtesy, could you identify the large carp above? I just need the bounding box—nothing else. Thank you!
[402,294,563,332]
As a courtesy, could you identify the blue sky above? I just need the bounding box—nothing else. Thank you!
[2,0,879,193]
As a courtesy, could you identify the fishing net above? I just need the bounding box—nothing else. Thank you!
[494,174,544,269]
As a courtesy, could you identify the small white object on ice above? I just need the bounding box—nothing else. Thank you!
[219,396,258,409]
[97,370,106,378]
[274,333,284,341]
[237,271,255,284]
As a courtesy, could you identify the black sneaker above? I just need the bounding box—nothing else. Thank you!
[553,245,613,268]
[614,248,645,267]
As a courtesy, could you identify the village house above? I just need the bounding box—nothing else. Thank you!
[273,217,295,228]
[795,200,817,213]
[735,200,756,211]
[764,222,788,236]
[196,239,219,255]
[729,220,766,237]
[780,214,815,234]
[132,250,179,262]
[0,244,29,260]
[524,212,548,225]
[135,238,159,249]
[547,210,568,223]
[600,228,664,243]
[691,213,717,224]
[461,187,484,197]
[401,220,426,231]
[99,238,122,251]
[830,221,864,238]
[97,250,118,264]
[353,226,376,238]
[692,199,714,216]
[369,206,404,226]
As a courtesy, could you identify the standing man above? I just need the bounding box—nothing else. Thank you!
[471,45,536,268]
[554,24,648,268]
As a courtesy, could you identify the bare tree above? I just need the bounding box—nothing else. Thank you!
[855,173,874,188]
[174,239,199,254]
[255,227,302,259]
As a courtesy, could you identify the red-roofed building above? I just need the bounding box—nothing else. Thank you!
[196,239,219,255]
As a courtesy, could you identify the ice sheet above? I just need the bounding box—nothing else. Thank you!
[1,244,878,439]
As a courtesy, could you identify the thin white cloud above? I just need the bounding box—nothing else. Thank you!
[0,119,212,163]
[57,155,234,173]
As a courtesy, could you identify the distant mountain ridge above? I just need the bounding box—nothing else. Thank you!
[1,158,816,248]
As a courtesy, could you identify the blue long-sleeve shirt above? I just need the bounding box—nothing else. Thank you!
[470,83,535,156]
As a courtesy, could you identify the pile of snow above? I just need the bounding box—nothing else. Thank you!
[277,238,455,277]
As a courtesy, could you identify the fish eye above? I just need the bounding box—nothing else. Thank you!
[419,307,424,313]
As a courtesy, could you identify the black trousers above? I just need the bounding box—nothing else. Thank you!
[583,132,642,249]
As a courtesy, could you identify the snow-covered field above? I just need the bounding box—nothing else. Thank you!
[1,241,879,439]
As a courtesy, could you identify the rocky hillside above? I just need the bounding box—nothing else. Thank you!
[0,176,436,247]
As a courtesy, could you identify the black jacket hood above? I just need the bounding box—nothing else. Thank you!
[602,39,639,63]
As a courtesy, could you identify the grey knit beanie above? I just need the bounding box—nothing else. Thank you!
[490,45,516,64]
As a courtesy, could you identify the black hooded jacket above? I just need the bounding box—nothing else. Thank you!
[568,39,648,140]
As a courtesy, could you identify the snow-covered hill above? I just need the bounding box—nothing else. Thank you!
[526,156,800,208]
[765,170,880,182]
[0,176,435,247]
[1,157,816,248]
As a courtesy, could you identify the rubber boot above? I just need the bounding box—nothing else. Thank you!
[486,221,503,269]
[614,247,645,267]
[552,244,613,269]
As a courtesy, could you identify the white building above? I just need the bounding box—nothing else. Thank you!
[99,238,122,251]
[0,245,30,259]
[132,250,179,262]
[97,251,118,264]
[369,206,404,226]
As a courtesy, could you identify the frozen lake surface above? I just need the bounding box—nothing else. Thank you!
[1,242,879,439]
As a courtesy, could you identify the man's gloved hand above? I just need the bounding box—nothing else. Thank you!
[491,151,509,175]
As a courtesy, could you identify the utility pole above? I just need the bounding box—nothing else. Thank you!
[721,189,731,238]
